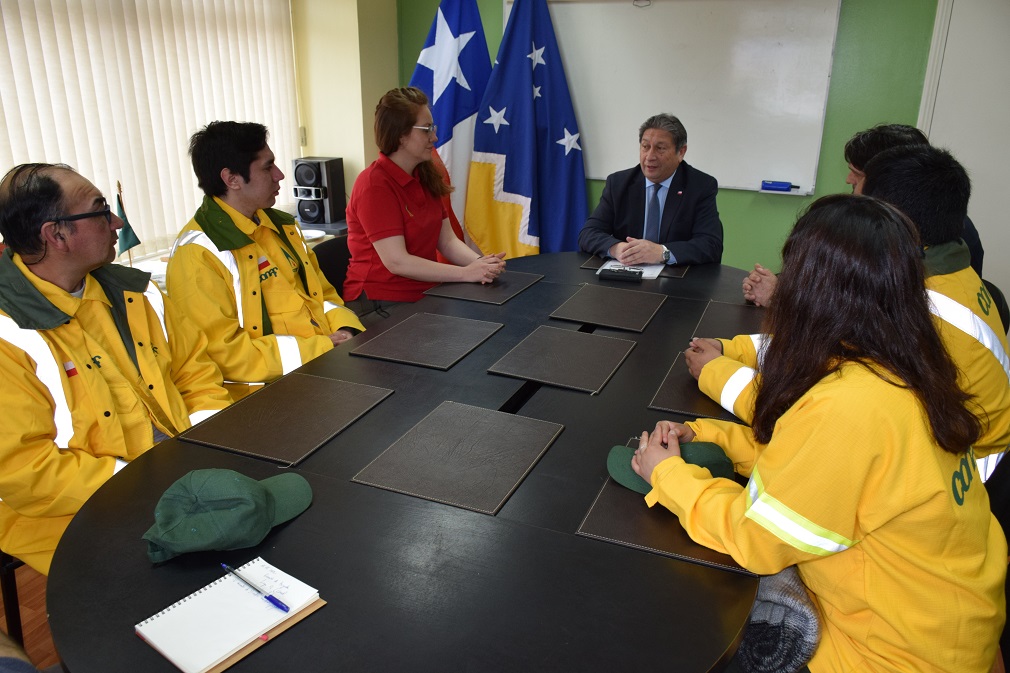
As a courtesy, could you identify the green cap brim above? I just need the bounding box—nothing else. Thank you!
[260,473,314,526]
[607,441,734,495]
[681,442,734,480]
[607,445,652,494]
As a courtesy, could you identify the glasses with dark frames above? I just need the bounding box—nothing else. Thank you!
[56,203,113,225]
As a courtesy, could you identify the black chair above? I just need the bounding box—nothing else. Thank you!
[312,234,351,296]
[983,279,1009,335]
[985,454,1010,659]
[0,551,24,646]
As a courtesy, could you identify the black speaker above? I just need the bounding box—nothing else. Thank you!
[292,157,345,224]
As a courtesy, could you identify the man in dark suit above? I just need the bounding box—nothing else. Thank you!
[578,113,723,266]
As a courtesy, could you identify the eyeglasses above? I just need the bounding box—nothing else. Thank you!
[56,203,113,225]
[412,124,437,138]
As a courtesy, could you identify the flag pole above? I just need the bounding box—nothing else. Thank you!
[117,180,133,267]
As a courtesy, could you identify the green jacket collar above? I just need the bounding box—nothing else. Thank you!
[0,248,150,330]
[92,264,152,369]
[193,195,296,251]
[0,248,68,329]
[923,240,970,278]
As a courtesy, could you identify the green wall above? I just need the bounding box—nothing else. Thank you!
[396,0,936,272]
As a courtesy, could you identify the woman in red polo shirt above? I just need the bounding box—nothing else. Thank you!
[343,87,505,312]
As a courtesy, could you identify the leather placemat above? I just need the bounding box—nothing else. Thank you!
[549,283,666,332]
[423,271,544,305]
[577,479,750,575]
[488,325,636,394]
[180,373,393,466]
[648,354,738,421]
[352,401,564,515]
[692,300,766,340]
[579,255,689,279]
[350,312,503,370]
[648,301,766,420]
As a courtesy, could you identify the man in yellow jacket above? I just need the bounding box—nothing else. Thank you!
[0,164,232,574]
[167,122,364,400]
[687,145,1009,481]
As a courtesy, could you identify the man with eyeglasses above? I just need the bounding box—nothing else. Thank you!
[167,121,365,400]
[0,163,231,575]
[578,113,723,267]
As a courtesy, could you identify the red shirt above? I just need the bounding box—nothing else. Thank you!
[344,154,448,302]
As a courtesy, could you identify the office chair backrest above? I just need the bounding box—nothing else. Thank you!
[312,234,351,297]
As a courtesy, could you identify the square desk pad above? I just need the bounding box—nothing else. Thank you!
[352,401,564,515]
[423,271,544,305]
[649,354,737,421]
[580,255,689,279]
[350,312,503,370]
[180,372,393,466]
[488,325,636,394]
[577,479,750,575]
[649,301,766,420]
[550,283,666,332]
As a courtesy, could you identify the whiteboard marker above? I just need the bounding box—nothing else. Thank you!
[761,181,800,192]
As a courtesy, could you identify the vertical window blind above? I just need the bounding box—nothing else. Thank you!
[0,0,300,259]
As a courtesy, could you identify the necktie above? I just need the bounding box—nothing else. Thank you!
[645,182,660,242]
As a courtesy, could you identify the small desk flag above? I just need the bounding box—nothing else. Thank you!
[409,0,492,239]
[465,0,587,257]
[116,192,141,256]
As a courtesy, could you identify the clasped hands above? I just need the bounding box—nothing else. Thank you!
[465,252,507,284]
[741,263,777,306]
[630,337,724,483]
[631,420,696,484]
[609,237,666,266]
[684,337,722,379]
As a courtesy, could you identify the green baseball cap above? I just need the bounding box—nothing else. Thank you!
[607,441,734,495]
[142,469,313,563]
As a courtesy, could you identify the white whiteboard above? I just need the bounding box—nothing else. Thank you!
[505,0,840,193]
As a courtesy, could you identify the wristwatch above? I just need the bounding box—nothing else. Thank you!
[662,247,672,264]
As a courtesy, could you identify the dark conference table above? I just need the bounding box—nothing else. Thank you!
[47,253,760,672]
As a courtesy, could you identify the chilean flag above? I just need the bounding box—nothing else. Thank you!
[409,0,492,243]
[258,256,270,271]
[64,361,78,377]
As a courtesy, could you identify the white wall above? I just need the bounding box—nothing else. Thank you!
[922,0,1010,295]
[291,0,399,197]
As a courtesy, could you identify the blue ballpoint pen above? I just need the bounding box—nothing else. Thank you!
[221,563,290,613]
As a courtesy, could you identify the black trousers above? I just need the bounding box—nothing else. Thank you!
[345,291,406,328]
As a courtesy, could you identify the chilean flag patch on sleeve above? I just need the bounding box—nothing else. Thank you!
[258,256,270,271]
[64,361,78,377]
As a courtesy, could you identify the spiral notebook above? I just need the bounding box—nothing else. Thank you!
[135,557,325,673]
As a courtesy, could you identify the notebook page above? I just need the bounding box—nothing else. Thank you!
[135,558,318,673]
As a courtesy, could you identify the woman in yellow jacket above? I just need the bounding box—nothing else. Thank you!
[634,195,1005,672]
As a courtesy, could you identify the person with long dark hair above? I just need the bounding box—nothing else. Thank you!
[343,87,505,314]
[633,195,1006,672]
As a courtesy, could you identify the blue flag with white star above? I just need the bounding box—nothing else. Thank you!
[465,0,587,256]
[409,0,491,234]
